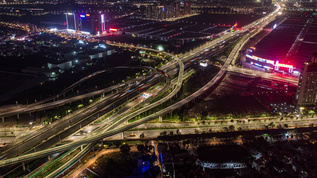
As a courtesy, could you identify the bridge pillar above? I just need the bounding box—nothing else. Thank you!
[29,112,31,116]
[22,162,26,171]
[125,120,128,124]
[48,155,50,160]
[17,114,20,119]
[159,116,162,122]
[81,145,84,151]
[2,117,4,122]
[121,132,124,139]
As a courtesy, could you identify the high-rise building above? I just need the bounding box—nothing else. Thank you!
[145,1,182,20]
[78,13,106,35]
[29,24,38,33]
[156,6,165,19]
[146,5,155,18]
[175,1,181,17]
[184,1,191,15]
[296,53,317,106]
[165,2,174,18]
[66,13,77,30]
[65,12,106,35]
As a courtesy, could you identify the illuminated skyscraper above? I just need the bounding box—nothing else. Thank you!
[78,13,106,35]
[65,12,106,35]
[65,13,77,30]
[296,53,317,106]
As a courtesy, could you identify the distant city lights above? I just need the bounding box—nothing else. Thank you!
[109,28,118,32]
[246,54,296,74]
[50,28,57,32]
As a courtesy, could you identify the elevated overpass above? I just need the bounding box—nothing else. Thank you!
[0,66,157,119]
[0,3,282,168]
[227,66,299,85]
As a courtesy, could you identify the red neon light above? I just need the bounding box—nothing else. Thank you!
[109,28,118,32]
[275,63,293,68]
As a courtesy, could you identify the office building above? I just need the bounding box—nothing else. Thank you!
[296,53,317,106]
[184,1,191,15]
[66,13,77,30]
[145,1,182,20]
[65,12,105,35]
[165,2,174,18]
[175,1,181,17]
[78,13,106,35]
[146,5,155,18]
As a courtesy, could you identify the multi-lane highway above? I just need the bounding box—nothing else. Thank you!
[0,3,282,168]
[0,72,166,160]
[41,57,184,178]
[0,66,155,118]
[228,66,299,85]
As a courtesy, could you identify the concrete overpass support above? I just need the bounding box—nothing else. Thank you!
[22,162,25,171]
[81,145,84,151]
[121,132,124,139]
[2,117,4,122]
[17,114,19,119]
[159,116,162,122]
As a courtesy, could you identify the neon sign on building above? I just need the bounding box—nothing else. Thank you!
[246,54,294,73]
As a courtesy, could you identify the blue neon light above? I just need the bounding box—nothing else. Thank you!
[160,153,163,162]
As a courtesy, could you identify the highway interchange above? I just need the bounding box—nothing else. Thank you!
[0,3,284,174]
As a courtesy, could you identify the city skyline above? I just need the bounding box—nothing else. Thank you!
[0,0,317,177]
